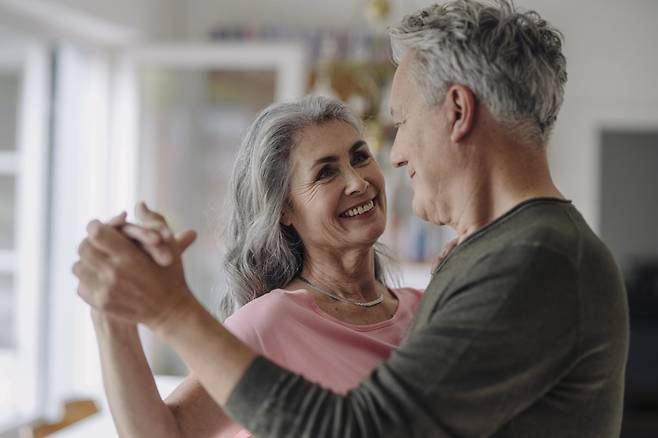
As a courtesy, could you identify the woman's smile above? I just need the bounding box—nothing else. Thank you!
[339,197,377,219]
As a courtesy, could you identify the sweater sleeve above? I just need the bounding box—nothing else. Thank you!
[224,245,581,437]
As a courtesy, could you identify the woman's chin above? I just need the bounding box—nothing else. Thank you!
[344,219,386,244]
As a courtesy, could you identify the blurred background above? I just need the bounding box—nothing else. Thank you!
[0,0,656,436]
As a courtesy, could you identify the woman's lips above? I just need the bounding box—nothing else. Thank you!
[339,197,377,218]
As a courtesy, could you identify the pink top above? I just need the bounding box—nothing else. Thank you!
[223,286,422,438]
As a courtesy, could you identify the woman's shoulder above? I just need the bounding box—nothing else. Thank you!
[223,288,311,354]
[386,286,423,324]
[391,286,424,302]
[225,289,307,329]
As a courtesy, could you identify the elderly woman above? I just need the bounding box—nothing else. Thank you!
[75,96,421,437]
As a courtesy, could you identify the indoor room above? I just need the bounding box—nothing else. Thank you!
[0,0,657,436]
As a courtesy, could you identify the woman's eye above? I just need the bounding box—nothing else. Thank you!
[352,151,370,165]
[317,166,335,180]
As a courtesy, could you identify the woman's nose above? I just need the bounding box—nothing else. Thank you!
[344,168,369,196]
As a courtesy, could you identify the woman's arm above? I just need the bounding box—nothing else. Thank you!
[93,310,240,438]
[91,310,183,438]
[85,208,240,437]
[165,374,243,437]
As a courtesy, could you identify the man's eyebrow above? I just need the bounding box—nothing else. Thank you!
[311,140,367,167]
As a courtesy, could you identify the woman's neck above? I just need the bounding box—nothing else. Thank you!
[300,245,380,302]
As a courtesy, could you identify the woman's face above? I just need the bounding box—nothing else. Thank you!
[282,120,387,254]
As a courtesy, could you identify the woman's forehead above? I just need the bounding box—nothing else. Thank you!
[293,121,362,160]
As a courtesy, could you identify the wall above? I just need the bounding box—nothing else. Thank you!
[543,0,658,230]
[181,0,658,232]
[47,0,183,39]
[4,0,656,231]
[0,0,184,43]
[601,131,658,270]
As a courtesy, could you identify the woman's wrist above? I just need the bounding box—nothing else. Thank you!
[150,288,204,340]
[91,308,138,337]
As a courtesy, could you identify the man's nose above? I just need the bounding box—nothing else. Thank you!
[389,139,408,168]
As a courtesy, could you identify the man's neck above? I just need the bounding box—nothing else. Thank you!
[446,143,563,244]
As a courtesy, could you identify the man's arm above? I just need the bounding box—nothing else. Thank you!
[79,218,580,437]
[215,244,580,437]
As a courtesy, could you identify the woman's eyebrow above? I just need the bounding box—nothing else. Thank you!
[311,140,367,168]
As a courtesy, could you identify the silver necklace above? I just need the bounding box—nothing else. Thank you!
[299,276,384,307]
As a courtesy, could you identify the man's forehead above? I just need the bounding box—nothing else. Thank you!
[391,52,417,94]
[389,66,408,117]
[389,69,401,111]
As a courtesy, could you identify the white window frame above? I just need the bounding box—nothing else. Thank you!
[40,41,307,421]
[0,42,50,429]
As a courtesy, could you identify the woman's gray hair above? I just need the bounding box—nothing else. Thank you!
[389,0,567,145]
[219,96,392,320]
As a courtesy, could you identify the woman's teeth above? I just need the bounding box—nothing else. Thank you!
[341,200,375,218]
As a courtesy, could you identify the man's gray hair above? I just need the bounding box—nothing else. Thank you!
[219,96,391,320]
[389,0,567,145]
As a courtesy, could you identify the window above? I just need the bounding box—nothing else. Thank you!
[0,42,49,427]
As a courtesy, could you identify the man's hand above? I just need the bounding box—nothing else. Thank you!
[73,202,199,334]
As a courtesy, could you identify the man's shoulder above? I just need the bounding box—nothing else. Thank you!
[463,198,591,263]
[426,198,624,314]
[428,200,589,298]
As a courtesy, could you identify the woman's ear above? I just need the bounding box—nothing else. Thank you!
[281,205,293,226]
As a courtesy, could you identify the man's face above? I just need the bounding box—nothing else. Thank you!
[388,51,457,225]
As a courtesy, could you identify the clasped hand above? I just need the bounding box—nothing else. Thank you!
[73,202,198,334]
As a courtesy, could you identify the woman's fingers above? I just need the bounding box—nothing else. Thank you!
[432,237,460,271]
[95,204,196,267]
[72,260,103,308]
[136,201,169,231]
[77,237,110,270]
[121,226,196,266]
[120,223,173,266]
[86,220,142,261]
[121,223,162,246]
[175,229,197,252]
[107,211,128,227]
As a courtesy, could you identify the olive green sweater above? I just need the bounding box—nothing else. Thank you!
[225,198,629,437]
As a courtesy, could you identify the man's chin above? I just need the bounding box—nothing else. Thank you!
[412,200,431,223]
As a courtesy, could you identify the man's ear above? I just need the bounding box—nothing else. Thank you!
[445,85,476,143]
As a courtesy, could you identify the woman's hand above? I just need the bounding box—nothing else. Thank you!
[431,237,460,272]
[112,203,197,267]
[73,203,199,335]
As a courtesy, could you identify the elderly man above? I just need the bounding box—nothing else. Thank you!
[75,0,629,436]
